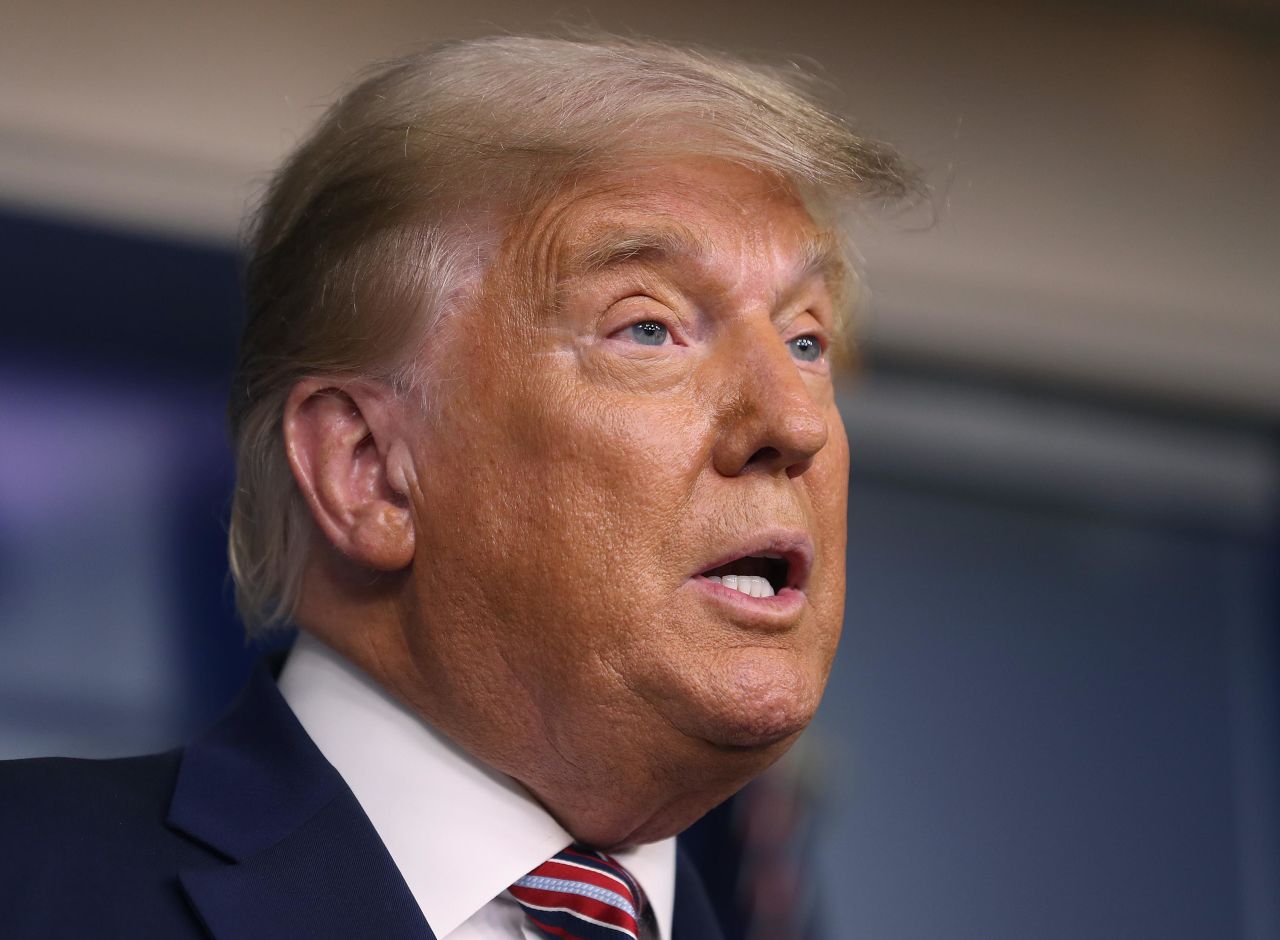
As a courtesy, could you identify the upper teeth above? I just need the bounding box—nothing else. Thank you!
[705,574,776,598]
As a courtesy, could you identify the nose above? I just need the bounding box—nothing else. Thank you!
[711,328,830,478]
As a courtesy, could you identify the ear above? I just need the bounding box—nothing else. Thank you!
[283,378,416,571]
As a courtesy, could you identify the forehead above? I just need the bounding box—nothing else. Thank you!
[513,158,843,293]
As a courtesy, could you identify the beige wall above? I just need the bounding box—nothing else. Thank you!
[2,0,1277,414]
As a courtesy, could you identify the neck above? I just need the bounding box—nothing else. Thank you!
[295,554,788,851]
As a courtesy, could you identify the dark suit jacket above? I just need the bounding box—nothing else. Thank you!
[0,660,726,940]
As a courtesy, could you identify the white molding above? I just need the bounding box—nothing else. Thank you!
[839,375,1279,532]
[0,127,253,245]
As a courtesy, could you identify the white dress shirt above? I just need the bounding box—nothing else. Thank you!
[278,632,676,939]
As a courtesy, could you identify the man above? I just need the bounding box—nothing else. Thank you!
[1,34,914,939]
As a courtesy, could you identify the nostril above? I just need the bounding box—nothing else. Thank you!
[744,446,781,469]
[743,445,814,478]
[785,457,813,479]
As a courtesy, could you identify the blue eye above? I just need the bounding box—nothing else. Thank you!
[626,321,670,346]
[788,335,823,362]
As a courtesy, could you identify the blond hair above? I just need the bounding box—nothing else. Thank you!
[228,33,919,635]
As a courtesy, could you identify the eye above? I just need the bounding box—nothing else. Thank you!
[624,321,671,346]
[787,334,824,362]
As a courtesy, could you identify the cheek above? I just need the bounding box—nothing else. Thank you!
[504,394,715,708]
[819,417,849,522]
[515,383,710,579]
[428,367,713,650]
[807,410,850,641]
[810,405,850,534]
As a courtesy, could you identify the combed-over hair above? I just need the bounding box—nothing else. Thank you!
[228,33,919,635]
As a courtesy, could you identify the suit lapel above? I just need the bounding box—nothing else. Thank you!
[167,660,434,940]
[672,843,727,940]
[166,658,727,940]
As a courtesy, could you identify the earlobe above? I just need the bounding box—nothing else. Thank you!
[283,379,416,572]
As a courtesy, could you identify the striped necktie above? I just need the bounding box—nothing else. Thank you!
[509,844,646,940]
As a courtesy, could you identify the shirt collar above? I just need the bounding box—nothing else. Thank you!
[278,632,675,939]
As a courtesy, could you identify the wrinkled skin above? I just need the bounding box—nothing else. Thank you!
[291,157,849,849]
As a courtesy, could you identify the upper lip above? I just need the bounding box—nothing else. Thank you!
[693,529,814,591]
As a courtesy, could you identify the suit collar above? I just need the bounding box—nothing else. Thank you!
[166,654,725,940]
[168,657,434,939]
[276,633,683,938]
[167,655,341,860]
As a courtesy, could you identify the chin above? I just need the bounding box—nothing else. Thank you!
[700,701,814,751]
[672,648,824,751]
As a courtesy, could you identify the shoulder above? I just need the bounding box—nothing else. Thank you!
[0,749,186,845]
[0,748,180,807]
[0,751,215,938]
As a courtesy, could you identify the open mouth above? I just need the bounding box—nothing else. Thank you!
[694,537,812,600]
[700,554,790,598]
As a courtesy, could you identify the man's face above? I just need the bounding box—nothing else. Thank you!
[396,157,848,837]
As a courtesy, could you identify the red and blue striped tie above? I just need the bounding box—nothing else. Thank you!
[509,844,645,940]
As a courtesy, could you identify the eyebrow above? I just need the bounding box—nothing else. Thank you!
[571,224,705,276]
[793,227,846,291]
[567,222,845,290]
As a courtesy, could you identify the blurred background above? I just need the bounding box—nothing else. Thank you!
[1,1,1277,938]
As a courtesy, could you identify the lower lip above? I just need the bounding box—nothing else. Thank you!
[689,576,806,626]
